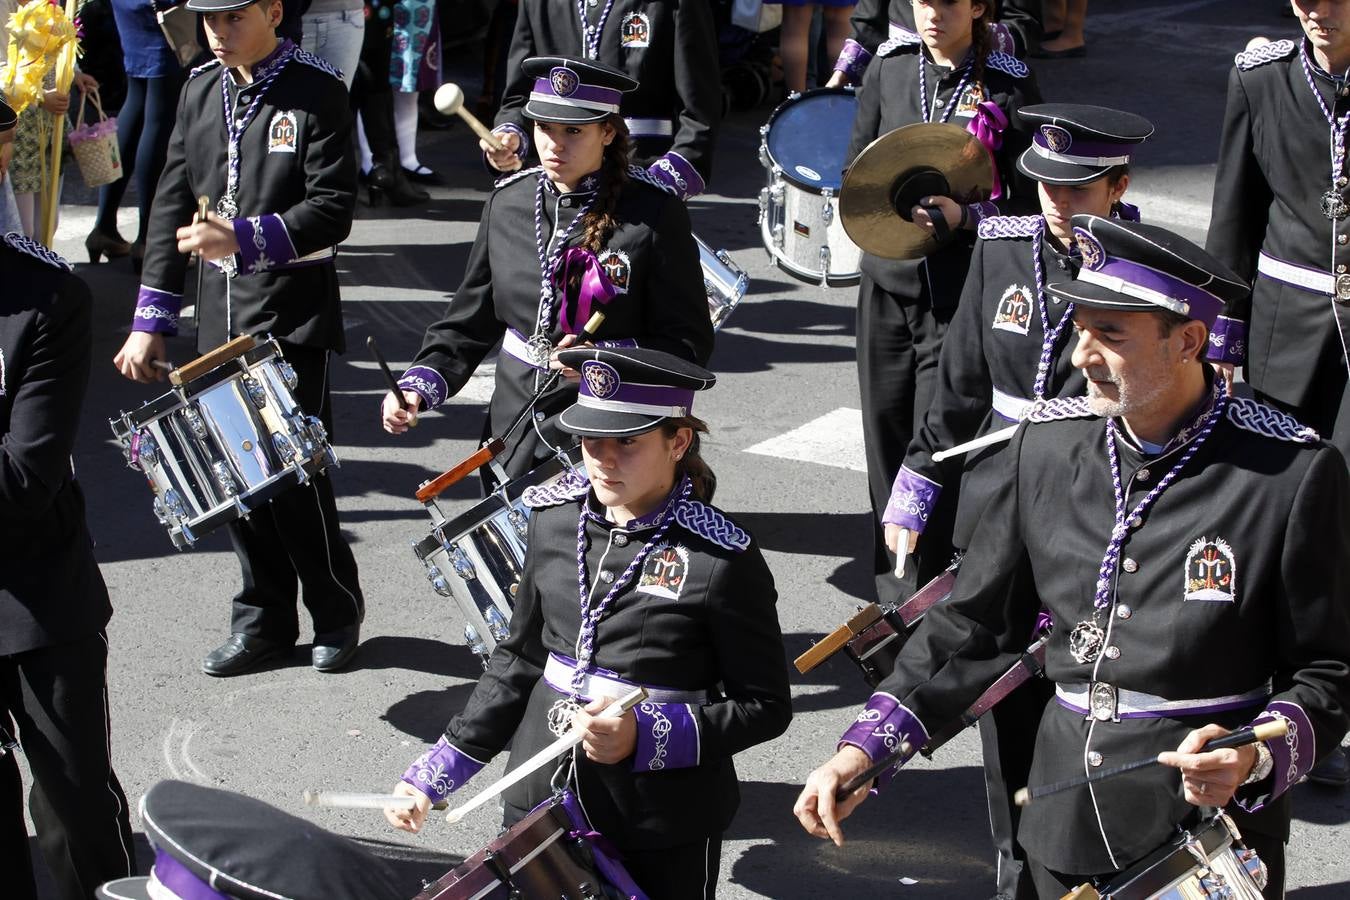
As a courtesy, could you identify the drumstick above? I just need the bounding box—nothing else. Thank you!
[304,790,418,810]
[367,335,416,426]
[835,741,913,799]
[931,424,1018,463]
[151,360,176,373]
[1013,721,1287,807]
[192,195,209,322]
[433,83,505,153]
[444,686,647,825]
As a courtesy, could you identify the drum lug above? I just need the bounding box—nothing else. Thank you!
[450,545,477,580]
[820,188,835,226]
[757,133,770,170]
[135,432,159,469]
[212,461,238,497]
[272,432,297,462]
[463,624,489,663]
[275,359,299,389]
[507,508,529,539]
[242,375,267,410]
[484,606,510,643]
[772,223,785,250]
[423,563,452,597]
[757,187,768,226]
[819,246,832,287]
[184,406,208,440]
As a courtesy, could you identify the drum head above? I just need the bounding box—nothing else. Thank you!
[764,88,858,192]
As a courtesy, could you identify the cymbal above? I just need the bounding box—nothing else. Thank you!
[839,123,994,260]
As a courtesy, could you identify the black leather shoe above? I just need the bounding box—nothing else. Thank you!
[1308,745,1350,788]
[202,633,289,677]
[312,625,360,673]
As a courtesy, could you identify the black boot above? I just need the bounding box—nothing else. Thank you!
[365,159,429,207]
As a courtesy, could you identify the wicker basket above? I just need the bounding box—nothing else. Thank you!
[67,89,122,189]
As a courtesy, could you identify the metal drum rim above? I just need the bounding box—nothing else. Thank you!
[762,86,858,194]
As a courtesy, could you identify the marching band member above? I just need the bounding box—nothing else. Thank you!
[385,348,791,900]
[796,216,1350,899]
[848,0,1040,607]
[111,0,367,677]
[482,0,720,199]
[883,102,1150,899]
[383,57,713,482]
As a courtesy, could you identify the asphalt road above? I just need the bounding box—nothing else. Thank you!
[22,1,1350,896]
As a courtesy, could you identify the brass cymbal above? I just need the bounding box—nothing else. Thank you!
[840,123,995,260]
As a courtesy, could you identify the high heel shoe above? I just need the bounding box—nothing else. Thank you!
[86,228,131,263]
[367,163,429,206]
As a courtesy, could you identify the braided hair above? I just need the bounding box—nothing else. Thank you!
[969,3,996,94]
[580,114,632,254]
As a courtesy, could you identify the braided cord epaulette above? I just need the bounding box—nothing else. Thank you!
[1235,39,1296,71]
[494,166,544,190]
[877,34,921,57]
[4,233,72,271]
[522,469,591,508]
[1225,397,1319,443]
[1025,395,1096,423]
[292,46,343,81]
[673,499,750,552]
[986,51,1030,79]
[626,164,677,195]
[190,58,223,79]
[978,215,1043,240]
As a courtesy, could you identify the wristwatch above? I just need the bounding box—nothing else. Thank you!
[1242,740,1274,786]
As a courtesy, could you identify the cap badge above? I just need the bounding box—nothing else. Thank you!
[1073,227,1105,270]
[582,361,621,400]
[1041,124,1073,154]
[549,66,580,98]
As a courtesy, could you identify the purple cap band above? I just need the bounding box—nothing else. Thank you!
[152,849,232,900]
[530,77,622,110]
[1032,131,1134,162]
[1082,255,1225,326]
[578,361,695,416]
[579,379,695,412]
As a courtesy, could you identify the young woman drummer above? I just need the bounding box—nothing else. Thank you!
[384,347,791,900]
[884,103,1151,899]
[381,56,714,482]
[849,0,1041,609]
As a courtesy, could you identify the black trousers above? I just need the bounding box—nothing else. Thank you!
[228,344,365,643]
[1,633,135,900]
[856,275,957,606]
[621,836,723,900]
[981,676,1054,900]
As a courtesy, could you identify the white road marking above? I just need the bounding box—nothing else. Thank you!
[744,407,867,473]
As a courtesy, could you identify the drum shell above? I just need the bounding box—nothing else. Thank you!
[109,339,336,548]
[695,234,749,330]
[1097,814,1267,900]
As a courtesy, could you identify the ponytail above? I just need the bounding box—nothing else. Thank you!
[663,416,716,504]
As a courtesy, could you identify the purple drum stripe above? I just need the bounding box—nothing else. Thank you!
[883,466,942,533]
[397,365,449,410]
[578,378,696,411]
[557,791,651,900]
[1208,315,1247,365]
[132,285,183,334]
[838,692,928,773]
[531,78,623,107]
[152,849,233,900]
[1089,256,1225,326]
[400,735,487,804]
[233,214,297,273]
[1032,132,1134,160]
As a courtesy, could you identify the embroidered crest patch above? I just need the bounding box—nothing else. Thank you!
[550,66,580,97]
[1184,536,1237,602]
[620,12,651,48]
[582,360,621,399]
[992,284,1033,335]
[954,84,988,116]
[1040,124,1073,153]
[597,248,632,293]
[637,543,690,600]
[268,111,298,153]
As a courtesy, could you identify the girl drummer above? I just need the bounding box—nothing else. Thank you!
[381,56,713,481]
[384,347,791,900]
[848,0,1041,607]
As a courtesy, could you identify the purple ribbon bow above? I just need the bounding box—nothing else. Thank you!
[967,101,1008,200]
[553,247,618,335]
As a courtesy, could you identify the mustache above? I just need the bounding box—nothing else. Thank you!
[1082,367,1117,384]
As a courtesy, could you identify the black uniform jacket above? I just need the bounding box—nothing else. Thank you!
[861,388,1350,874]
[139,46,356,353]
[496,0,720,184]
[1206,38,1350,407]
[0,238,111,655]
[403,168,714,478]
[847,42,1041,303]
[900,217,1084,547]
[445,488,791,849]
[849,0,1042,58]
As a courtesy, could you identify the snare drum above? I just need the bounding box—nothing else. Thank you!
[110,335,336,548]
[757,88,863,286]
[1088,813,1267,900]
[415,449,583,661]
[696,233,749,331]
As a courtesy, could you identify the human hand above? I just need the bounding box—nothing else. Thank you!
[40,90,70,116]
[176,211,239,261]
[1213,362,1236,395]
[381,391,423,434]
[384,781,433,833]
[884,525,919,578]
[909,196,964,234]
[114,332,169,383]
[549,333,592,379]
[825,70,850,89]
[573,696,638,764]
[1157,724,1259,809]
[482,130,522,173]
[0,142,11,182]
[793,746,874,847]
[74,72,100,94]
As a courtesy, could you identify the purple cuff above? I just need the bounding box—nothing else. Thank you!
[1115,200,1141,222]
[398,365,449,410]
[633,701,701,772]
[1207,315,1247,365]
[594,338,638,349]
[400,736,486,804]
[883,466,942,532]
[232,214,297,274]
[967,200,999,228]
[833,38,872,82]
[1235,701,1315,812]
[838,692,927,789]
[493,123,529,161]
[646,152,705,200]
[132,285,183,335]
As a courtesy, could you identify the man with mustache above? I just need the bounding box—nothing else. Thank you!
[796,216,1350,898]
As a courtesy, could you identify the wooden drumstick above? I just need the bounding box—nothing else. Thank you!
[433,83,505,153]
[193,195,209,319]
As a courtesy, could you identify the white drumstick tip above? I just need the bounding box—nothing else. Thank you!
[434,83,465,116]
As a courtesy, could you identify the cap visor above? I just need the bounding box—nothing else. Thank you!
[97,878,153,900]
[1047,278,1159,312]
[1016,149,1116,186]
[522,101,610,124]
[558,405,667,437]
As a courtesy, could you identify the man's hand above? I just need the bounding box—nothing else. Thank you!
[114,332,169,383]
[381,391,423,434]
[482,130,523,173]
[793,746,874,847]
[384,781,433,833]
[572,696,637,765]
[1157,724,1259,808]
[884,524,919,578]
[176,211,240,261]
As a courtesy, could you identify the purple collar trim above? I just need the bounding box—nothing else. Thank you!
[578,362,695,416]
[250,38,294,80]
[531,74,622,111]
[151,849,232,900]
